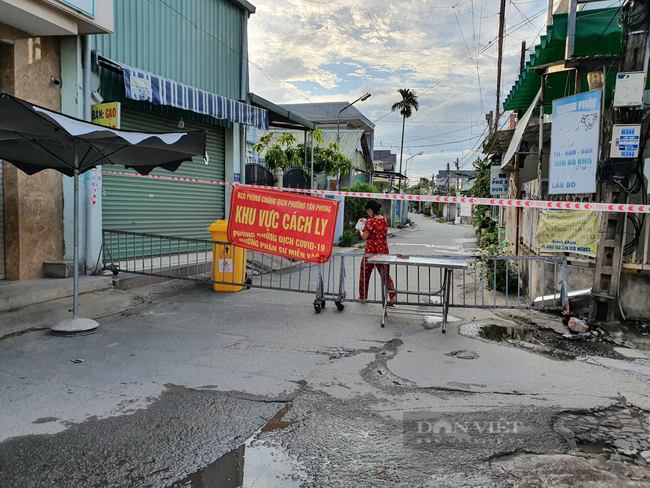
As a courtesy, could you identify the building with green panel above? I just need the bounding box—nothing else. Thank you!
[90,0,266,250]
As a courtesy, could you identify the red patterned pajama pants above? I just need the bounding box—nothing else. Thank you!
[359,258,397,301]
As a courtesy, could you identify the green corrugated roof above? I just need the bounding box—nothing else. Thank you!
[503,7,623,113]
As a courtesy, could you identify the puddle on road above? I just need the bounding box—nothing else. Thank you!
[463,322,628,361]
[478,324,532,343]
[171,404,306,488]
[171,440,305,488]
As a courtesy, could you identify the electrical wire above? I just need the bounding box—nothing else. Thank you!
[358,0,407,85]
[372,5,550,125]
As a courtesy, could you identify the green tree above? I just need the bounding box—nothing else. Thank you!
[405,178,430,195]
[253,129,352,181]
[467,158,497,246]
[341,182,379,228]
[391,88,419,193]
[432,185,447,195]
[374,180,390,192]
[467,157,491,199]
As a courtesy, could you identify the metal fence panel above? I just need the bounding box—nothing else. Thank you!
[103,230,567,312]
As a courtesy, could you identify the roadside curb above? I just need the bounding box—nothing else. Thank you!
[0,276,113,313]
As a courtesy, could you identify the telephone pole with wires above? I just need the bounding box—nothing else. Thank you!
[494,0,506,134]
[589,0,650,323]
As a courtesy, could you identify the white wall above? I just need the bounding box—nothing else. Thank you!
[60,36,85,261]
[224,123,240,219]
[60,37,103,271]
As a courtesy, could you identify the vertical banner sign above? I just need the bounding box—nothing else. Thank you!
[227,187,340,264]
[91,102,121,129]
[549,90,601,194]
[85,168,102,205]
[536,210,599,257]
[490,166,509,195]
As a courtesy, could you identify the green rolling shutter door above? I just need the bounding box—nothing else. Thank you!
[103,109,225,240]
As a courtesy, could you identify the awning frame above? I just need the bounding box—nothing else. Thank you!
[97,56,269,130]
[249,93,315,130]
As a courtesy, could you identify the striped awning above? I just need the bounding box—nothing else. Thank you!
[109,59,269,130]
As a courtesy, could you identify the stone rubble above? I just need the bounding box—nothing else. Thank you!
[556,403,650,464]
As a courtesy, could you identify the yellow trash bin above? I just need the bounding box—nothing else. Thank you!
[207,220,247,292]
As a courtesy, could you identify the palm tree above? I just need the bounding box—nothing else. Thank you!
[391,88,419,193]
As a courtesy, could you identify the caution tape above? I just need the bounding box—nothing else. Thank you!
[102,170,650,214]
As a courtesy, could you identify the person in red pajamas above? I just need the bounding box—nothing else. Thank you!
[357,200,397,304]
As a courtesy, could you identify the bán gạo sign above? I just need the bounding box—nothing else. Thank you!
[227,187,339,263]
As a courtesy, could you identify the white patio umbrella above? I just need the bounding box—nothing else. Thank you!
[0,92,207,334]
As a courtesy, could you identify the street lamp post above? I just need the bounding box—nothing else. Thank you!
[404,151,424,214]
[337,93,371,143]
[404,151,424,191]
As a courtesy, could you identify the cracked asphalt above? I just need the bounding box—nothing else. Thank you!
[1,214,650,487]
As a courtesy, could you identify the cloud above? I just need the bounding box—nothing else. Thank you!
[248,0,551,180]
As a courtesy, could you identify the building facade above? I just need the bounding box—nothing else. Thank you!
[0,0,114,280]
[92,0,266,259]
[279,101,375,185]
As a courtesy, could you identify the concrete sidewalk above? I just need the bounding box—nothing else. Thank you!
[0,271,170,313]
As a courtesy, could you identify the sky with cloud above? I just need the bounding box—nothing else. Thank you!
[247,0,556,182]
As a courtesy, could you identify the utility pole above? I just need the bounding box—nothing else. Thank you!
[446,162,451,196]
[494,0,506,134]
[455,158,460,222]
[589,0,648,323]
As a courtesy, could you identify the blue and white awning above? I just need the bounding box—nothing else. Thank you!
[113,60,269,130]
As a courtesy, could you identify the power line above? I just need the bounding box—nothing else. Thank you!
[152,0,341,112]
[324,2,394,108]
[370,7,548,125]
[358,0,407,85]
[258,1,474,14]
[376,134,484,149]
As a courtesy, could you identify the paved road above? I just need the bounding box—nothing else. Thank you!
[389,213,477,256]
[1,215,649,487]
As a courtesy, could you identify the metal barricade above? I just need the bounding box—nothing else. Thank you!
[102,230,568,314]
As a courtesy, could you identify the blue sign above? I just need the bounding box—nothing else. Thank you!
[611,124,641,158]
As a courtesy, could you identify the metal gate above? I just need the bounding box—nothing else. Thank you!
[103,109,226,245]
[245,163,274,187]
[283,168,310,189]
[103,229,568,314]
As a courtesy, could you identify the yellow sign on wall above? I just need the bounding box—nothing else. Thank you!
[537,210,599,257]
[91,102,120,128]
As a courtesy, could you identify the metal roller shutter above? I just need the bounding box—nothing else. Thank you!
[0,162,4,280]
[102,109,225,241]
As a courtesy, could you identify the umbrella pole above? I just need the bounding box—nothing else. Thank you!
[51,141,98,336]
[73,152,79,319]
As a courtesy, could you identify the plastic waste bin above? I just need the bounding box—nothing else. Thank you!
[207,220,247,292]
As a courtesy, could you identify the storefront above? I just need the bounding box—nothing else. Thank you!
[96,57,268,240]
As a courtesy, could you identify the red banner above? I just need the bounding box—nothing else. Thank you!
[227,187,340,263]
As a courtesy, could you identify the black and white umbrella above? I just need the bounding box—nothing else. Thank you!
[0,92,207,333]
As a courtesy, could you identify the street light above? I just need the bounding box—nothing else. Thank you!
[337,93,371,143]
[404,151,424,188]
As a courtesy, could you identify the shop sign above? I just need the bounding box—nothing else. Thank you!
[549,90,601,194]
[91,102,120,129]
[227,187,339,263]
[490,166,509,195]
[536,210,599,257]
